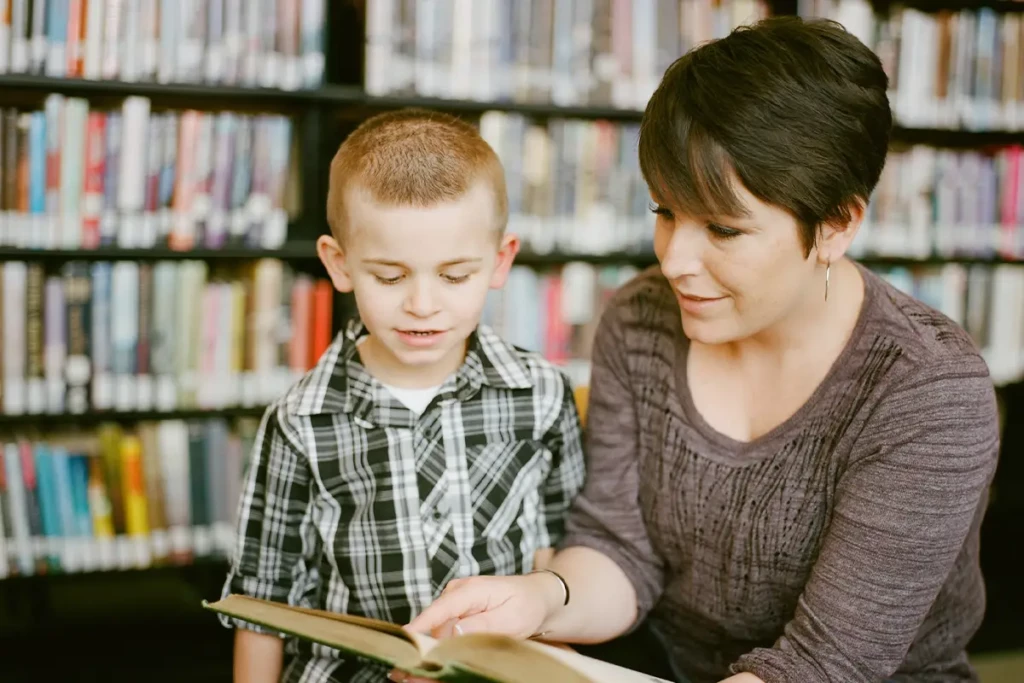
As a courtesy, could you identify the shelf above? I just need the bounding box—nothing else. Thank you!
[893,126,1024,147]
[3,76,1024,145]
[348,92,650,122]
[858,255,1024,266]
[894,0,1024,14]
[0,556,230,584]
[0,74,346,106]
[0,406,268,426]
[516,251,657,266]
[515,252,1024,267]
[0,242,321,262]
[3,246,1020,268]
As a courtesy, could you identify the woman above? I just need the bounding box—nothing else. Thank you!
[398,16,1000,683]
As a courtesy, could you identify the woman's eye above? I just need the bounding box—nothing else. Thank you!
[441,273,470,284]
[648,201,674,220]
[374,274,402,285]
[708,223,742,239]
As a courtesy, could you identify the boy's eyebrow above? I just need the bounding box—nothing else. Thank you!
[362,258,482,267]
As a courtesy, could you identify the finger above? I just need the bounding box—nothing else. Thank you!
[429,617,461,640]
[451,602,534,640]
[405,586,491,634]
[387,670,434,683]
[441,577,468,593]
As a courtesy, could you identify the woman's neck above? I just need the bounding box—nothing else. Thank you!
[716,258,866,369]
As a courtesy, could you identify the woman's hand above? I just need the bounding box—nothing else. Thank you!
[407,571,565,639]
[388,572,566,682]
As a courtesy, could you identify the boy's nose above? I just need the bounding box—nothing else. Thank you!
[404,281,440,318]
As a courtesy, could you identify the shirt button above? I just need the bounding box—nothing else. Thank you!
[432,508,443,521]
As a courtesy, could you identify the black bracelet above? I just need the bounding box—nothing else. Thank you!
[530,568,570,606]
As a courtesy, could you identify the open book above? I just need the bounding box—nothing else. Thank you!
[204,594,672,683]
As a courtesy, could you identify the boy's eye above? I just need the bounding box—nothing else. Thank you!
[374,274,403,285]
[441,273,471,284]
[708,223,742,239]
[648,201,674,220]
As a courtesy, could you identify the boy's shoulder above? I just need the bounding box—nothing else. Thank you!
[472,323,572,395]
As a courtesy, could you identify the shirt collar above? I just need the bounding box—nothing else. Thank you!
[292,318,534,425]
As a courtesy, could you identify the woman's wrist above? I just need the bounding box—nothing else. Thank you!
[524,569,569,628]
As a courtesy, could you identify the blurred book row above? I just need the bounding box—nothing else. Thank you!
[0,98,297,252]
[483,261,1024,388]
[0,258,332,417]
[364,0,770,110]
[480,112,653,255]
[802,0,1024,132]
[2,260,1024,577]
[0,417,256,577]
[876,263,1024,386]
[0,0,326,90]
[855,144,1024,260]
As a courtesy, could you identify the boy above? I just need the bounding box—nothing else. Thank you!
[219,109,587,683]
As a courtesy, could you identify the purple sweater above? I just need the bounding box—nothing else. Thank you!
[561,264,1000,683]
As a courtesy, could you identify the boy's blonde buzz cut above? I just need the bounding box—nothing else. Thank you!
[326,108,509,242]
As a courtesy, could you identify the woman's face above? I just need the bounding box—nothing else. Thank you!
[651,178,830,346]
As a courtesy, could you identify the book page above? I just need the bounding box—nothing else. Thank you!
[425,633,673,683]
[203,595,423,669]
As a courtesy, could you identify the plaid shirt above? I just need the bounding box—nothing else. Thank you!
[220,320,586,683]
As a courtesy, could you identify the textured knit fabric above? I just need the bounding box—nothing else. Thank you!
[561,263,1000,683]
[221,320,586,683]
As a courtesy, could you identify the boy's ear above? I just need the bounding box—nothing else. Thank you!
[488,233,521,289]
[317,234,354,293]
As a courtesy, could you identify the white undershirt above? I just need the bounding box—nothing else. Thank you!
[355,336,441,414]
[380,382,441,415]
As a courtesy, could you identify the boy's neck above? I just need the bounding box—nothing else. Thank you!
[356,334,468,389]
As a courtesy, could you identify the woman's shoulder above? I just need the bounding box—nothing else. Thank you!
[859,265,991,381]
[601,265,679,330]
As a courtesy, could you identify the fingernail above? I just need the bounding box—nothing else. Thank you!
[454,622,464,635]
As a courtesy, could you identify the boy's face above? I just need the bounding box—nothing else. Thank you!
[318,181,519,388]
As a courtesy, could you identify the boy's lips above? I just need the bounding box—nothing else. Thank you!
[396,329,448,347]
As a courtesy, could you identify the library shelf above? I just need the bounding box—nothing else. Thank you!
[859,255,1024,267]
[348,92,651,122]
[516,251,658,266]
[0,556,231,584]
[0,74,346,106]
[4,75,1024,146]
[516,252,1024,268]
[0,406,268,427]
[0,243,321,262]
[3,247,1020,269]
[895,0,1024,14]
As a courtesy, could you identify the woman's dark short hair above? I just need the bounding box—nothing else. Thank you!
[639,16,892,255]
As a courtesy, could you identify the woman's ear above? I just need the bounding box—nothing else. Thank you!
[317,234,354,293]
[817,200,865,264]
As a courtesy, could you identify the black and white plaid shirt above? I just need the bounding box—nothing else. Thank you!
[220,319,586,683]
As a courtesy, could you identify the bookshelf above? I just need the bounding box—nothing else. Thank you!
[0,406,267,426]
[0,0,1022,680]
[0,243,322,262]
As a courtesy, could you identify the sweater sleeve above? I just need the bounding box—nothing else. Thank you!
[731,359,999,683]
[558,300,667,627]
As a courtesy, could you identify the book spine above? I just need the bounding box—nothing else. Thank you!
[43,274,66,413]
[63,261,92,414]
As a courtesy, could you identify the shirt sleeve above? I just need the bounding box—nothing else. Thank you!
[557,302,667,628]
[219,403,323,633]
[731,359,1000,683]
[535,372,587,550]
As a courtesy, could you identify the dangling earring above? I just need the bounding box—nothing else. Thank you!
[824,260,831,302]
